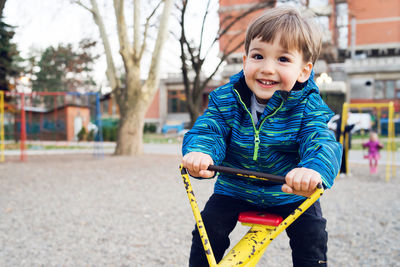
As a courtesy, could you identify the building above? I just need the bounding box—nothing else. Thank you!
[218,0,349,114]
[344,0,400,112]
[11,105,91,141]
[219,0,400,116]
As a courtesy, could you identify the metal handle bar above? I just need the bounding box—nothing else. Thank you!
[207,165,323,189]
[207,165,285,183]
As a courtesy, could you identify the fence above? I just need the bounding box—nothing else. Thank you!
[0,91,104,162]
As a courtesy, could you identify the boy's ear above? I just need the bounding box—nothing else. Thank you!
[242,54,247,68]
[297,62,313,83]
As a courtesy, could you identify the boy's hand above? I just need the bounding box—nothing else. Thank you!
[182,152,214,178]
[282,167,322,197]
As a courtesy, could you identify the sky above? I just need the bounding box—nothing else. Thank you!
[3,0,221,92]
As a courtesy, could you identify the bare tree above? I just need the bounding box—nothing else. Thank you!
[75,0,173,155]
[178,0,275,126]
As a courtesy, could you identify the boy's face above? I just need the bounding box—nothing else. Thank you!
[243,36,313,104]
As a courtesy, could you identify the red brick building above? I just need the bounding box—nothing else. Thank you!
[218,0,400,113]
[22,105,90,141]
[345,0,400,112]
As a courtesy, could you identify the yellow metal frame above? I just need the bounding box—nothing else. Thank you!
[0,91,4,162]
[340,102,396,181]
[180,165,324,266]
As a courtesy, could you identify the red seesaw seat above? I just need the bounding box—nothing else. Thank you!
[238,211,283,226]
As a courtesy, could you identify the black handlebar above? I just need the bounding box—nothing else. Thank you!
[207,165,286,184]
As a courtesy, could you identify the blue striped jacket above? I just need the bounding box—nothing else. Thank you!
[182,70,342,207]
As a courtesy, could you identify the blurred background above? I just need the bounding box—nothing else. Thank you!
[0,0,399,160]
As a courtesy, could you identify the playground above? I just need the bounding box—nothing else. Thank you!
[0,150,399,266]
[1,92,399,265]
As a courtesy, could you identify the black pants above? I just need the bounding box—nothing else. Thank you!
[189,194,328,267]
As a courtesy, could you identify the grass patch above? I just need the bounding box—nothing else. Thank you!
[4,143,89,150]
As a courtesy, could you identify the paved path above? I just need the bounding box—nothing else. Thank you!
[349,150,400,166]
[2,143,182,157]
[1,154,399,266]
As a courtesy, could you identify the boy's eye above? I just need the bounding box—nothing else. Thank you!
[252,54,263,60]
[278,56,290,62]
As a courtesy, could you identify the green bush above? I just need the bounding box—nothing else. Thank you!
[77,127,87,141]
[100,120,158,141]
[87,129,95,141]
[144,123,157,133]
[102,126,118,141]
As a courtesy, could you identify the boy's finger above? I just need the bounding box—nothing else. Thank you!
[199,170,214,178]
[281,184,293,194]
[198,160,212,178]
[182,156,192,169]
[199,158,210,171]
[300,176,310,191]
[292,173,305,191]
[192,160,200,173]
[309,177,320,191]
[285,169,296,187]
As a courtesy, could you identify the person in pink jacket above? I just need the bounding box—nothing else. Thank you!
[363,132,384,174]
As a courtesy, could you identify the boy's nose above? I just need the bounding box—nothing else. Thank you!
[260,62,275,74]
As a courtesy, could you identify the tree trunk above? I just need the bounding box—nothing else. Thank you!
[187,82,203,128]
[114,64,145,156]
[114,103,146,155]
[188,106,200,128]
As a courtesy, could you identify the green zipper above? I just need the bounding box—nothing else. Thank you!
[233,89,284,161]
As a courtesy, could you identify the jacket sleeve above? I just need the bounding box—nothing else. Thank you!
[296,96,343,189]
[182,92,231,166]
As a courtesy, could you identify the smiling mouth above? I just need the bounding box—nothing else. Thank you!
[257,80,278,86]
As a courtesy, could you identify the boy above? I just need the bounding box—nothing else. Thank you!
[182,5,342,267]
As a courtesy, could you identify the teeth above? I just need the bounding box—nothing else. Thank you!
[260,80,275,85]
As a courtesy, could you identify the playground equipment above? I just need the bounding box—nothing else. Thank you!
[0,91,104,162]
[340,102,396,181]
[180,164,324,266]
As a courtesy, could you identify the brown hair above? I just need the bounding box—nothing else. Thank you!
[244,5,322,64]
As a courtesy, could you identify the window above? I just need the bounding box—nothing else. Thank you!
[396,80,400,99]
[167,90,187,113]
[374,80,384,99]
[374,80,399,99]
[386,81,395,99]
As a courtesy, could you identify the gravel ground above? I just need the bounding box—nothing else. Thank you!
[0,153,399,266]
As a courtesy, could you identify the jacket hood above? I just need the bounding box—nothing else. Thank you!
[229,70,320,110]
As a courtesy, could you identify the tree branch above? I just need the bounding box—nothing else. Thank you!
[143,0,173,92]
[198,0,211,57]
[133,0,140,59]
[179,0,196,69]
[113,0,133,66]
[201,39,244,90]
[139,0,163,60]
[73,0,94,14]
[76,0,121,93]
